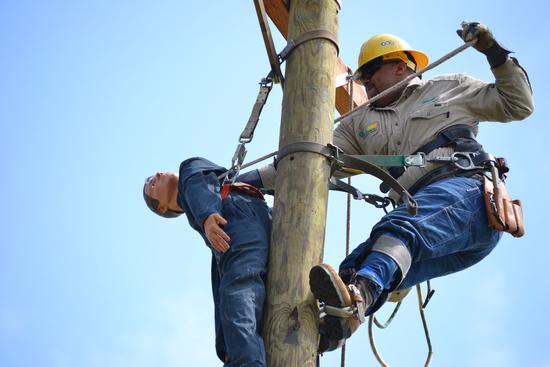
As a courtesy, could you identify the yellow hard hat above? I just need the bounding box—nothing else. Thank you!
[353,34,429,85]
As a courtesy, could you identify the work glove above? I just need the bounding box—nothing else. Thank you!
[456,21,511,68]
[456,21,494,52]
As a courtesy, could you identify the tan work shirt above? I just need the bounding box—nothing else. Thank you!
[259,57,533,200]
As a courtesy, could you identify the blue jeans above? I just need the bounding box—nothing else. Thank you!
[339,176,502,293]
[210,193,271,367]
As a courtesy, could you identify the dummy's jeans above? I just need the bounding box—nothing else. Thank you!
[339,176,502,292]
[210,193,271,367]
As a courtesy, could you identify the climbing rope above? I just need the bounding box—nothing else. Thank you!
[340,68,355,367]
[367,282,435,367]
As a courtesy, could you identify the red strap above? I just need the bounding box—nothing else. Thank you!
[221,184,232,199]
[221,183,264,200]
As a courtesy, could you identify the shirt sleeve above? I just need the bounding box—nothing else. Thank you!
[334,117,364,155]
[177,158,226,229]
[180,172,223,229]
[459,57,534,122]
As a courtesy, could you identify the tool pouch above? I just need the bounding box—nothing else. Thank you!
[482,168,525,237]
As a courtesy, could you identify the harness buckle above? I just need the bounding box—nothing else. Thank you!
[428,151,485,171]
[225,143,248,184]
[327,143,344,168]
[404,152,426,167]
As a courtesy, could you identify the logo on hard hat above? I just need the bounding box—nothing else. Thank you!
[380,40,393,47]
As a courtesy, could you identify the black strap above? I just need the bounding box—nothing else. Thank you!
[382,125,483,193]
[418,124,477,156]
[279,29,339,61]
[407,165,484,197]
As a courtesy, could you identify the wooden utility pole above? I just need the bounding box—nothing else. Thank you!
[263,0,367,114]
[262,1,340,366]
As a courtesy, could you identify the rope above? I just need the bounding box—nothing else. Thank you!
[339,67,355,367]
[416,283,434,367]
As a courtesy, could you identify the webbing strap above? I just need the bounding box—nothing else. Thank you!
[239,77,273,143]
[419,124,476,155]
[253,0,284,84]
[388,124,478,180]
[275,142,417,214]
[276,141,339,168]
[352,154,425,168]
[279,29,339,61]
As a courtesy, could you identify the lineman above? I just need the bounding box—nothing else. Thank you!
[244,21,534,352]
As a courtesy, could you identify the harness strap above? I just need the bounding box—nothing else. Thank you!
[388,124,479,180]
[418,124,477,156]
[395,150,498,200]
[239,77,273,143]
[275,141,340,170]
[221,182,265,200]
[410,166,483,197]
[279,29,339,61]
[275,142,417,214]
[253,0,284,84]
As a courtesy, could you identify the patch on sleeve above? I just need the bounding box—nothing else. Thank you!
[358,122,379,139]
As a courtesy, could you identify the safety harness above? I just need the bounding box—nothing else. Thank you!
[220,182,265,201]
[381,124,505,195]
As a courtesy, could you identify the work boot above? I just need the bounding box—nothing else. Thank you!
[309,264,375,353]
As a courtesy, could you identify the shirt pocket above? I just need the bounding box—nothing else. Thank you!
[409,104,451,123]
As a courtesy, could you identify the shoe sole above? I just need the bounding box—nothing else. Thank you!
[309,263,351,308]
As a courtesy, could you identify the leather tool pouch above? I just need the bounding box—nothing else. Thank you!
[483,166,525,237]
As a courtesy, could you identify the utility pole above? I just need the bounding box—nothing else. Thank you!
[263,0,340,366]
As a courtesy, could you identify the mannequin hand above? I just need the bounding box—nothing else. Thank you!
[204,213,230,253]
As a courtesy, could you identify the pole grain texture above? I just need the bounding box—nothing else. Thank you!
[262,0,340,366]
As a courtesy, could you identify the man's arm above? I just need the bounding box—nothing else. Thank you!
[178,157,231,252]
[456,21,534,122]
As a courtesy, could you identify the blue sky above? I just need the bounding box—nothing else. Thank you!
[1,1,549,366]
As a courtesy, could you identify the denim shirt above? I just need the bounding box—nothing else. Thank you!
[176,157,226,235]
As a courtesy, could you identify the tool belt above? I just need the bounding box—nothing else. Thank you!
[221,182,265,200]
[408,152,525,237]
[390,125,525,237]
[483,164,525,237]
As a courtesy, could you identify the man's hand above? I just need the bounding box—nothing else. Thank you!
[204,213,230,253]
[456,21,494,52]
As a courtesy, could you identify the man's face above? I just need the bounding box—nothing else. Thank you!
[364,61,408,107]
[144,172,178,210]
